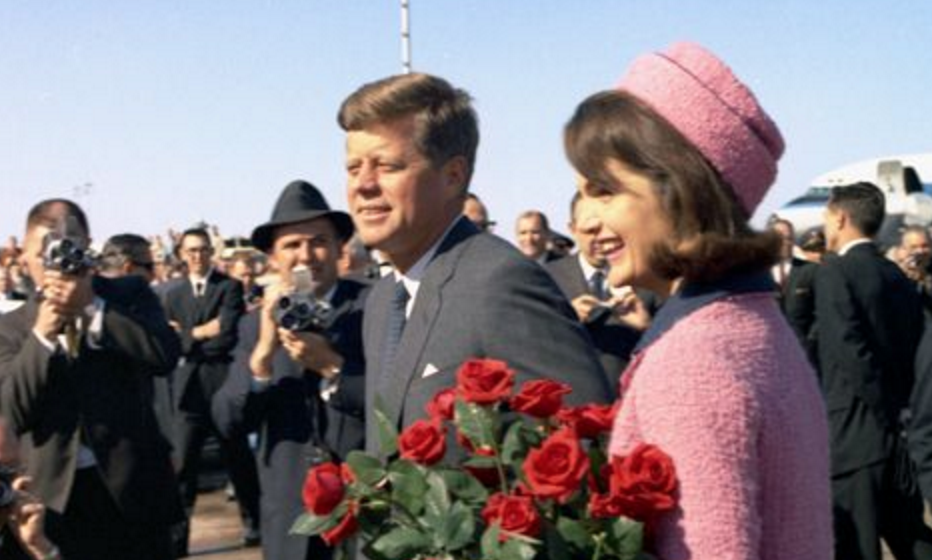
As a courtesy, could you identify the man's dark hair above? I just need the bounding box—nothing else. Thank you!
[176,228,212,254]
[828,182,886,238]
[100,234,153,272]
[26,199,89,237]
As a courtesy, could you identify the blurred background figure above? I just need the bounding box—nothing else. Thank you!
[98,234,157,283]
[547,230,575,259]
[0,265,26,304]
[337,233,375,280]
[782,228,826,365]
[768,218,802,299]
[894,225,932,314]
[462,193,496,233]
[514,209,559,263]
[226,253,261,311]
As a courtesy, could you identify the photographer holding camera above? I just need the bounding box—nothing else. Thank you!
[0,199,183,560]
[212,180,367,560]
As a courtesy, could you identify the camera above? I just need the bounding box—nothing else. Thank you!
[43,234,95,275]
[273,292,332,333]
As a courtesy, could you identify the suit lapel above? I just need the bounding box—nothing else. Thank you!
[381,219,478,427]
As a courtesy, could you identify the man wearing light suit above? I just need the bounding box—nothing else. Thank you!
[338,73,611,454]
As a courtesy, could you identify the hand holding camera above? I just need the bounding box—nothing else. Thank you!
[251,266,338,380]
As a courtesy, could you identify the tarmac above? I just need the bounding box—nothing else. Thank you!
[186,489,260,560]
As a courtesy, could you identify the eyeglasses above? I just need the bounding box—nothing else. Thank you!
[182,247,211,256]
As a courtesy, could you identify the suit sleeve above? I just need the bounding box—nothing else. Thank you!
[188,280,245,359]
[324,296,367,417]
[212,313,267,438]
[480,258,612,406]
[0,327,67,434]
[814,261,883,415]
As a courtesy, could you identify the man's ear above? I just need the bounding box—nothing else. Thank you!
[442,155,469,194]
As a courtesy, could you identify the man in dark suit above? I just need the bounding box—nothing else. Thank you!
[815,182,932,560]
[163,228,260,554]
[338,73,611,456]
[213,180,367,560]
[0,199,183,560]
[546,192,651,393]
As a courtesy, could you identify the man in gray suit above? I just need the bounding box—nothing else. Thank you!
[338,73,611,453]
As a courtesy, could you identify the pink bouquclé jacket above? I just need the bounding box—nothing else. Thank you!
[609,291,832,560]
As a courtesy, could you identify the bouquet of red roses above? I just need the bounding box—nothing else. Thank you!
[293,358,677,560]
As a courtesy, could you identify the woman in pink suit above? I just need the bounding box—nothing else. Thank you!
[563,42,832,560]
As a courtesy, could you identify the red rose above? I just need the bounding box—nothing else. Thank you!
[523,428,590,503]
[557,402,618,439]
[456,359,515,405]
[302,462,345,516]
[398,419,447,466]
[426,387,457,421]
[322,501,359,546]
[591,444,677,521]
[588,491,627,519]
[510,379,572,418]
[481,492,542,541]
[340,463,356,485]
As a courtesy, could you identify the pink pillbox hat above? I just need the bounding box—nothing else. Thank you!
[619,42,785,216]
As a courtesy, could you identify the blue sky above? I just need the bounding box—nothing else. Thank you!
[2,1,930,244]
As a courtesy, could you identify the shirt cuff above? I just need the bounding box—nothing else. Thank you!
[250,377,272,393]
[320,375,340,402]
[31,329,59,353]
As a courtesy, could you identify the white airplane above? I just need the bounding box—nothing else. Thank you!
[773,153,932,246]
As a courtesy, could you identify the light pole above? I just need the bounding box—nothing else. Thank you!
[401,0,412,74]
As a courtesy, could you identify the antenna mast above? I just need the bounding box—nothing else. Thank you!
[401,0,412,73]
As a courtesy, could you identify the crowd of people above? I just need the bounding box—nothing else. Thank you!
[0,40,930,560]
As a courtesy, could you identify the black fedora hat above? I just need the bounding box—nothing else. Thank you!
[251,180,354,252]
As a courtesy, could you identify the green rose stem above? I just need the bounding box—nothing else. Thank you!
[591,533,606,560]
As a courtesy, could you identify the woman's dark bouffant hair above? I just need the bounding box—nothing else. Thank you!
[564,90,780,284]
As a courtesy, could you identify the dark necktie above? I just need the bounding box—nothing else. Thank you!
[589,270,606,301]
[380,281,410,384]
[195,281,205,298]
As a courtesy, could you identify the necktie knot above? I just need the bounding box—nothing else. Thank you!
[392,280,410,314]
[195,281,205,297]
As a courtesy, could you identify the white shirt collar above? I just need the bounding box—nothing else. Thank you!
[394,216,464,316]
[838,238,872,256]
[577,253,606,283]
[189,268,213,289]
[320,283,338,304]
